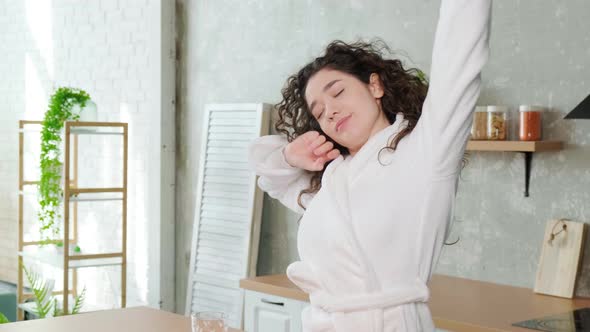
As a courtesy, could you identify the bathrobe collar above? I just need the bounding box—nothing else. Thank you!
[325,112,409,184]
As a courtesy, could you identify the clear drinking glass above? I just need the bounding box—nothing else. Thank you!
[191,311,227,332]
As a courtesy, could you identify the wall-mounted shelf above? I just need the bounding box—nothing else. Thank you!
[466,140,564,197]
[466,140,563,152]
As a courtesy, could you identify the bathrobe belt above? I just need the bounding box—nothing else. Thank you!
[309,277,430,314]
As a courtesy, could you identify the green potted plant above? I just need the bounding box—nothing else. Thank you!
[38,87,93,243]
[22,265,86,318]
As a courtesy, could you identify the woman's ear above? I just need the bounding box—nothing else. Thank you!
[369,73,384,98]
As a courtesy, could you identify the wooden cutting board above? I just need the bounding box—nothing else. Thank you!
[534,219,587,298]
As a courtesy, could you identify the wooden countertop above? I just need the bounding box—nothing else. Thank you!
[0,306,243,332]
[240,274,590,332]
[240,273,310,302]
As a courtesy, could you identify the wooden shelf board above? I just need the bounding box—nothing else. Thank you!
[466,140,563,152]
[69,187,124,194]
[69,128,124,136]
[19,248,123,269]
[66,121,127,127]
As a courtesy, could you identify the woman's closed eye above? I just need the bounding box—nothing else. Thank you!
[315,89,344,119]
[317,108,324,119]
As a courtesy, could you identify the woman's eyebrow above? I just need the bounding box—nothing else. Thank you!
[323,79,341,92]
[309,79,342,112]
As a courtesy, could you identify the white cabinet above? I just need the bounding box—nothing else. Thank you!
[244,289,307,332]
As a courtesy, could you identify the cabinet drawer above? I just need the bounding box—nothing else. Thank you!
[244,290,307,332]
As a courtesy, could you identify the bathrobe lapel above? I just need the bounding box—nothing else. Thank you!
[321,113,409,291]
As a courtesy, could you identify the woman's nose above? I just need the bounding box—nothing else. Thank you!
[325,103,340,121]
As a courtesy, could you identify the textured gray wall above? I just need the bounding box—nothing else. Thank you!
[176,0,590,311]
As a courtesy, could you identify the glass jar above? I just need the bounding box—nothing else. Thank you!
[519,105,543,141]
[471,106,488,140]
[487,106,508,140]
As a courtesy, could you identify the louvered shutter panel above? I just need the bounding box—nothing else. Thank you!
[185,103,270,329]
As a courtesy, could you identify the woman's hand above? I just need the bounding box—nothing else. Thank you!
[284,131,341,171]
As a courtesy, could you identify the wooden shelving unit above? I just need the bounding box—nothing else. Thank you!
[466,140,564,197]
[17,120,128,320]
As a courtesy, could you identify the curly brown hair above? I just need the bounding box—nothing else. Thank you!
[274,39,429,210]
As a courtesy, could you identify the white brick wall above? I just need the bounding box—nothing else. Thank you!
[0,0,164,309]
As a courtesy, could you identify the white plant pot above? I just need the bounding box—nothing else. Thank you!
[71,100,98,122]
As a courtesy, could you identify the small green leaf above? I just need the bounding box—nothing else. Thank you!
[52,298,60,317]
[70,287,86,315]
[22,265,53,318]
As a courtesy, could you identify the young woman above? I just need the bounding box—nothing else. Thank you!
[248,1,491,331]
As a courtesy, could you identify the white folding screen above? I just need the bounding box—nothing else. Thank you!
[185,103,270,329]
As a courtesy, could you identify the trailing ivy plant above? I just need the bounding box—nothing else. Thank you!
[38,87,90,242]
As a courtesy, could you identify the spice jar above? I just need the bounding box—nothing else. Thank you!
[471,106,488,140]
[519,105,543,141]
[487,106,508,140]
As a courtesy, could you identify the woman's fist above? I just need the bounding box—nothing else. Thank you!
[284,131,341,171]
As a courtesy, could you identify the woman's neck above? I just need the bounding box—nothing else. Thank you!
[349,111,391,157]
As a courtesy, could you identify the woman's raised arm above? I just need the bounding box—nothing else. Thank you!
[416,0,492,178]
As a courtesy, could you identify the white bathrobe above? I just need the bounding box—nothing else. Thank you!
[248,1,491,331]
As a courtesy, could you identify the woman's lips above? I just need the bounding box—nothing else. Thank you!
[336,115,351,132]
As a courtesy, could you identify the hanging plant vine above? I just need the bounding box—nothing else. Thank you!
[38,87,90,242]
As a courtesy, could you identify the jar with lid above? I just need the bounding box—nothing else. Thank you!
[470,106,488,140]
[519,105,543,141]
[487,105,508,140]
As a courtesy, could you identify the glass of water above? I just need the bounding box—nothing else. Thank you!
[191,311,227,332]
